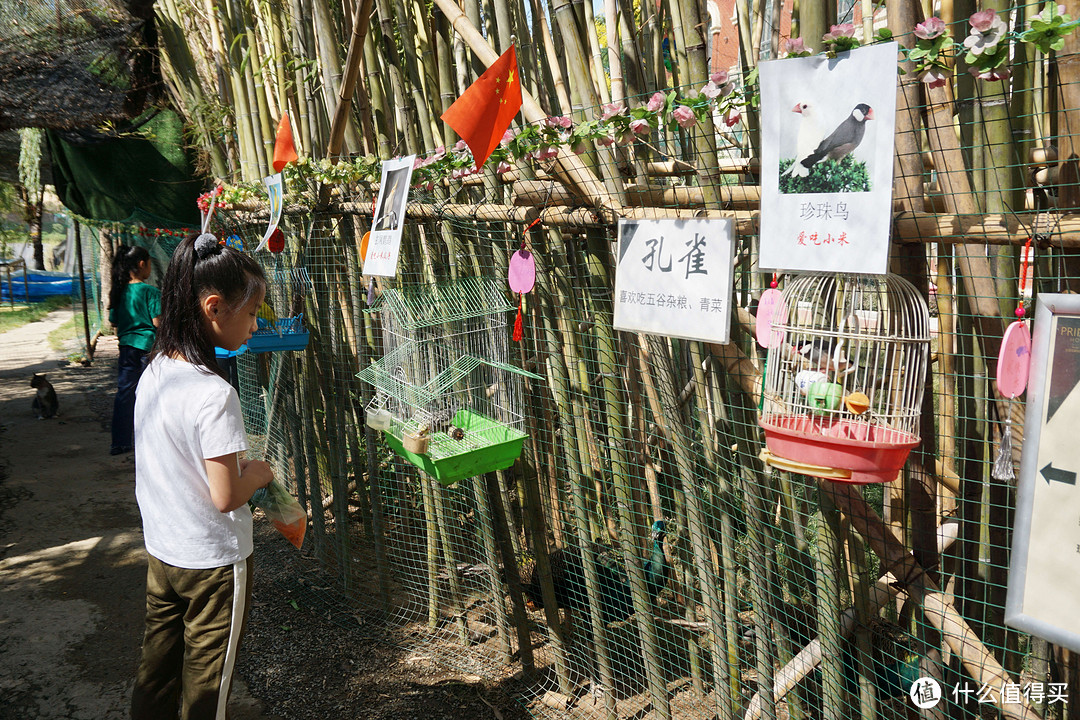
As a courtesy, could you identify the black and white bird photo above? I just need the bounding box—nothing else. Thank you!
[779,102,875,194]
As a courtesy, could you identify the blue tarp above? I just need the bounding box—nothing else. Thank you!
[0,270,81,302]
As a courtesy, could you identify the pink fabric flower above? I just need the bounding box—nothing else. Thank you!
[914,16,946,40]
[500,130,515,145]
[544,115,572,129]
[496,161,512,174]
[646,93,665,112]
[596,133,615,147]
[919,67,949,88]
[537,145,559,161]
[710,70,729,85]
[969,9,997,32]
[672,105,697,129]
[617,131,636,146]
[785,37,807,54]
[702,81,723,99]
[413,157,424,170]
[630,118,651,135]
[723,109,741,128]
[572,141,588,155]
[825,23,856,40]
[599,102,625,121]
[965,9,1006,55]
[454,140,467,152]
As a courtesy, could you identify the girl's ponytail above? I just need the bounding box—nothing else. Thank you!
[108,244,151,311]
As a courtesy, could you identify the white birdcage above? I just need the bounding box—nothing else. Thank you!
[758,273,931,484]
[356,277,541,486]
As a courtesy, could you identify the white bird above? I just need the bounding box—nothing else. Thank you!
[781,101,823,179]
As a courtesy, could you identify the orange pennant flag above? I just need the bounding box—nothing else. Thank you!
[272,113,298,173]
[441,45,523,170]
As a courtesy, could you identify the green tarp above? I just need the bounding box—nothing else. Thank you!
[47,108,203,227]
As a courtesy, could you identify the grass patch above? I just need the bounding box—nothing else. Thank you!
[47,310,89,353]
[0,295,73,335]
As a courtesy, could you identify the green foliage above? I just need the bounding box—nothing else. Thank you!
[1020,3,1079,54]
[907,31,955,79]
[778,155,871,194]
[17,129,42,198]
[0,295,72,336]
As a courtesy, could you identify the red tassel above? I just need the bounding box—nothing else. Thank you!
[512,295,523,342]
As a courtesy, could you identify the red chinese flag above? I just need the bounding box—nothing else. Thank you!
[441,45,523,170]
[272,113,298,173]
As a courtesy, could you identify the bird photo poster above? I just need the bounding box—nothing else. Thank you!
[612,218,735,344]
[758,42,898,274]
[364,155,416,277]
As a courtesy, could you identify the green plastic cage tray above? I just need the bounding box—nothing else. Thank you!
[382,408,526,486]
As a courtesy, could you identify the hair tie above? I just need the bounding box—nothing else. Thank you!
[194,232,222,260]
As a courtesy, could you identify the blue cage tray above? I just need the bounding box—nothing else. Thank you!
[247,315,310,353]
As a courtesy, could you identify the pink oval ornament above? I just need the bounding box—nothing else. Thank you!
[756,288,786,349]
[509,248,536,294]
[996,320,1031,398]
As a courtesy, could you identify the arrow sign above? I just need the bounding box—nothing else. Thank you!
[1041,462,1077,486]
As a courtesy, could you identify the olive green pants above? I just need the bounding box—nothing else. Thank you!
[131,555,252,720]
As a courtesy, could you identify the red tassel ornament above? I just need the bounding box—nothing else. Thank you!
[512,295,523,342]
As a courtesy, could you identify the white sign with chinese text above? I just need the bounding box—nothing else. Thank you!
[1007,294,1080,653]
[363,155,415,277]
[758,42,898,274]
[613,218,734,344]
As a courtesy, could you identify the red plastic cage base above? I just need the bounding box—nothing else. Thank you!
[759,414,919,484]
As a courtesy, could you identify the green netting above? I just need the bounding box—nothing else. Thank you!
[0,0,158,131]
[47,108,204,226]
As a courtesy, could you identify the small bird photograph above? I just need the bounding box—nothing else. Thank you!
[779,102,874,194]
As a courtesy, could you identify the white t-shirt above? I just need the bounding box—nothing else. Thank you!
[134,355,252,569]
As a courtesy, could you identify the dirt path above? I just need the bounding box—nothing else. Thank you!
[0,311,530,720]
[0,312,270,720]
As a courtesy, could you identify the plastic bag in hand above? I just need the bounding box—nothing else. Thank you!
[250,480,307,549]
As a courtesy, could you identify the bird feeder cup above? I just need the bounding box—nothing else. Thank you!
[356,278,542,486]
[758,273,931,484]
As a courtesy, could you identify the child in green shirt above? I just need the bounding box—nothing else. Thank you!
[109,245,161,455]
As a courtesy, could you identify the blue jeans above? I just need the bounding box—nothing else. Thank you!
[112,345,148,452]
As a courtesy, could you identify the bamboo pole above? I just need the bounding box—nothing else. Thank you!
[312,0,361,154]
[603,0,624,104]
[419,470,441,627]
[815,489,845,720]
[484,470,534,673]
[238,0,275,174]
[325,0,374,160]
[432,479,469,644]
[362,24,394,158]
[375,0,419,154]
[470,473,511,663]
[392,0,437,151]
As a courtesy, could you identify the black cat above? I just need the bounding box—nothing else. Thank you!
[31,373,59,419]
